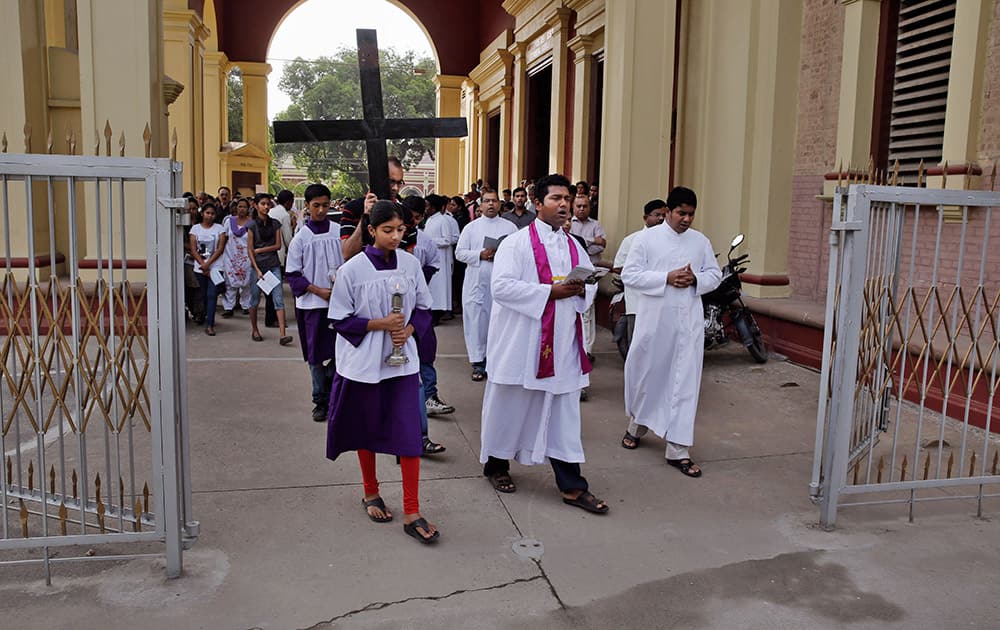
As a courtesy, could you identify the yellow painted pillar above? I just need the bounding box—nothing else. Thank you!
[475,101,488,183]
[931,0,992,190]
[741,0,802,298]
[600,0,677,255]
[547,8,572,174]
[0,0,51,269]
[433,74,466,196]
[239,61,272,189]
[77,0,166,272]
[499,85,513,191]
[508,43,528,186]
[568,33,595,183]
[832,0,881,182]
[163,8,206,193]
[462,80,480,191]
[202,51,229,193]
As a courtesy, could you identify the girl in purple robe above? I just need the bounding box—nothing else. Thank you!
[326,201,439,545]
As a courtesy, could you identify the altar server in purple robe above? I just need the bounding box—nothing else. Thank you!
[478,174,609,514]
[326,201,440,544]
[285,183,344,423]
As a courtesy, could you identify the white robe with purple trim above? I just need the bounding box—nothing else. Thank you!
[480,219,595,465]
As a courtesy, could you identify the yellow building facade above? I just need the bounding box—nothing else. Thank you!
[2,0,998,313]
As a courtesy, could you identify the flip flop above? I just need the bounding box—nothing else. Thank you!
[403,517,439,544]
[562,490,609,514]
[279,335,294,346]
[361,497,393,523]
[471,368,486,382]
[252,332,263,342]
[667,458,702,478]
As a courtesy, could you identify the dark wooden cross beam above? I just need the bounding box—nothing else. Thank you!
[273,29,467,199]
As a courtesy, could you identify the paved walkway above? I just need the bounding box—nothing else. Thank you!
[1,312,998,629]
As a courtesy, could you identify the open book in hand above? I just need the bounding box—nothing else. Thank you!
[482,234,509,251]
[563,265,608,285]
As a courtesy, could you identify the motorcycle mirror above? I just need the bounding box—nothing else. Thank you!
[729,234,745,250]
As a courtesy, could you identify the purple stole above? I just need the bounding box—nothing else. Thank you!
[527,222,593,379]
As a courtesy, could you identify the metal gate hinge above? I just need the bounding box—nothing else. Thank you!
[831,221,864,231]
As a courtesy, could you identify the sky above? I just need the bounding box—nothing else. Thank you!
[266,0,436,120]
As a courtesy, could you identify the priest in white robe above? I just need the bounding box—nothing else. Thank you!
[479,174,609,514]
[423,195,461,322]
[455,188,518,381]
[621,186,721,477]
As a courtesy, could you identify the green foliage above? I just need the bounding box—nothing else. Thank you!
[227,69,243,142]
[274,48,436,191]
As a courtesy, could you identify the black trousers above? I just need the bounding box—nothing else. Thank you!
[483,456,588,493]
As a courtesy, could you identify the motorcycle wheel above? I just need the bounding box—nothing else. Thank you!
[747,325,768,363]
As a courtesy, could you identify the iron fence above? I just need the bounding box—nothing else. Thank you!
[0,149,196,581]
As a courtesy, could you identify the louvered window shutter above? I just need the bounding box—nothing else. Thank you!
[888,0,956,178]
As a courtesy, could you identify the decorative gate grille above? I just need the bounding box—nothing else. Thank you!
[0,151,196,580]
[811,183,1000,528]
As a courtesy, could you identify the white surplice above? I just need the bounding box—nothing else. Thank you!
[285,224,344,310]
[423,211,460,310]
[327,249,431,383]
[621,223,722,446]
[480,219,596,465]
[454,215,518,363]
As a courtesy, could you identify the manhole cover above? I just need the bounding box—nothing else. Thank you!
[512,538,544,559]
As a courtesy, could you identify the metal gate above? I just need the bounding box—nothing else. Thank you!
[811,182,1000,528]
[0,149,196,580]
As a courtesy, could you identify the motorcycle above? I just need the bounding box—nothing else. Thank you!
[610,233,767,364]
[702,233,768,363]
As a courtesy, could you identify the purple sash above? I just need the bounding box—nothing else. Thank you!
[528,222,593,379]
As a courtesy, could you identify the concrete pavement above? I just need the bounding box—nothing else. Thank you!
[1,311,998,629]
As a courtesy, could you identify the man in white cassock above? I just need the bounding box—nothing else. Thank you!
[455,188,517,382]
[479,174,609,514]
[620,186,721,477]
[423,195,461,322]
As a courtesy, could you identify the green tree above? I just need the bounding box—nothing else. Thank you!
[274,48,436,191]
[228,69,243,142]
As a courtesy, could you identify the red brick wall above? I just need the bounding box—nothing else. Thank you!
[979,0,1000,163]
[788,0,843,302]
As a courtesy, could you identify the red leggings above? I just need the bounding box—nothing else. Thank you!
[357,450,420,515]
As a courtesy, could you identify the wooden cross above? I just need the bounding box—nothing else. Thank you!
[273,29,467,199]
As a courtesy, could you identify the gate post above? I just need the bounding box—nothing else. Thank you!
[820,185,870,529]
[149,162,187,578]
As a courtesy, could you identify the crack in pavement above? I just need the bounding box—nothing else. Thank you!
[298,575,547,629]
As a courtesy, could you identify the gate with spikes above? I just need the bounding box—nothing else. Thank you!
[0,128,196,581]
[812,171,1000,528]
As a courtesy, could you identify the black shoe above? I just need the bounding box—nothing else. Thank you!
[580,388,590,402]
[587,353,595,364]
[312,405,327,422]
[241,308,250,315]
[221,310,234,318]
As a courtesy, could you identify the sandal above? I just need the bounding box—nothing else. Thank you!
[471,367,486,382]
[205,327,216,337]
[487,472,516,493]
[667,458,702,478]
[621,431,640,450]
[362,497,393,523]
[403,517,439,544]
[252,332,263,342]
[562,490,609,514]
[279,335,294,346]
[422,438,446,456]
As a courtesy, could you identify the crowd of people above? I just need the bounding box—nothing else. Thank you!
[183,163,721,546]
